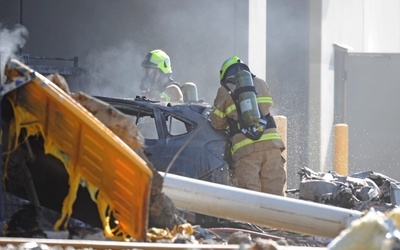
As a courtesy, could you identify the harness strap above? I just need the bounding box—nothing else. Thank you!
[231,85,256,100]
[227,114,276,136]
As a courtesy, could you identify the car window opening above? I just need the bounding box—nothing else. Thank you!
[137,116,158,140]
[166,115,191,136]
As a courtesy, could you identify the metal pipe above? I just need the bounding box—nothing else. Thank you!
[0,237,248,249]
[161,172,362,239]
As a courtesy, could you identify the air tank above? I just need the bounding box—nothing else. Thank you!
[234,70,260,127]
[181,82,198,103]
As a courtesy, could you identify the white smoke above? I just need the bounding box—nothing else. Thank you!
[0,24,29,83]
[79,40,141,98]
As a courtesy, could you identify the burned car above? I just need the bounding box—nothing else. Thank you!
[96,96,231,186]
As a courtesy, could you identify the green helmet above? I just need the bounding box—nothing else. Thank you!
[219,55,249,83]
[141,49,172,74]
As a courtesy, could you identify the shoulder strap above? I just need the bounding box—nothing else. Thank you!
[222,83,247,135]
[161,78,180,91]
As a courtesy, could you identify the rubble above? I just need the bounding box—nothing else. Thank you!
[292,167,399,212]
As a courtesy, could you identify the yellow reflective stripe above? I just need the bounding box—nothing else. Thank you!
[213,107,226,118]
[159,92,170,102]
[257,96,273,104]
[225,103,236,115]
[231,132,282,154]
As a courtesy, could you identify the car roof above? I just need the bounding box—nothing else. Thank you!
[95,95,213,120]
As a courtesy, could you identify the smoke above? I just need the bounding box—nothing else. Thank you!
[76,40,142,98]
[0,24,29,83]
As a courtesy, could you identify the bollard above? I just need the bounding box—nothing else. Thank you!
[334,123,349,175]
[274,116,287,195]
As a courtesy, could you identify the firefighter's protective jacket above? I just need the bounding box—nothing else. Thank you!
[210,77,285,161]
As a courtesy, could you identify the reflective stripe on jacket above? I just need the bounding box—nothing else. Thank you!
[159,92,171,102]
[231,132,282,154]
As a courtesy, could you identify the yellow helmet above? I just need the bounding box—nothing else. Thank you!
[141,49,172,74]
[219,56,249,83]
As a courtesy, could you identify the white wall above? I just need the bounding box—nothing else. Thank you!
[248,0,266,80]
[313,0,400,171]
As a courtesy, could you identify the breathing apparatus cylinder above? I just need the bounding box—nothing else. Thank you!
[181,82,198,103]
[234,70,261,127]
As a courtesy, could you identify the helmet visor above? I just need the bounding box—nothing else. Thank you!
[222,64,250,84]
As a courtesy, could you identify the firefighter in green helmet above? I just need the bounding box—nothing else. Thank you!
[140,49,183,102]
[210,56,286,196]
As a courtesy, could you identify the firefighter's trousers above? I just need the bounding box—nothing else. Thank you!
[234,147,286,196]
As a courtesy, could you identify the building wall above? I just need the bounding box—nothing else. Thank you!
[0,0,248,103]
[315,0,400,171]
[267,0,310,188]
[346,53,400,179]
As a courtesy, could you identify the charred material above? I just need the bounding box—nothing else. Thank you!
[295,167,399,212]
[4,204,46,238]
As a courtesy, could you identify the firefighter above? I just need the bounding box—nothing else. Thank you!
[140,49,183,102]
[210,56,286,196]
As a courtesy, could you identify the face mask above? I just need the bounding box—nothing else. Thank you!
[140,77,151,93]
[140,68,157,92]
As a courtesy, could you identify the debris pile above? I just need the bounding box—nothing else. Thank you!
[292,167,399,212]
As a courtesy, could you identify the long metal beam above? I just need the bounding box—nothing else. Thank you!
[161,172,363,239]
[0,237,327,249]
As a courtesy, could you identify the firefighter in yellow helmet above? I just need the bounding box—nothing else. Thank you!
[210,56,286,196]
[140,49,183,102]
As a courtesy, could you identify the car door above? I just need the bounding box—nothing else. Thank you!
[101,99,168,167]
[134,108,168,168]
[152,110,197,178]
